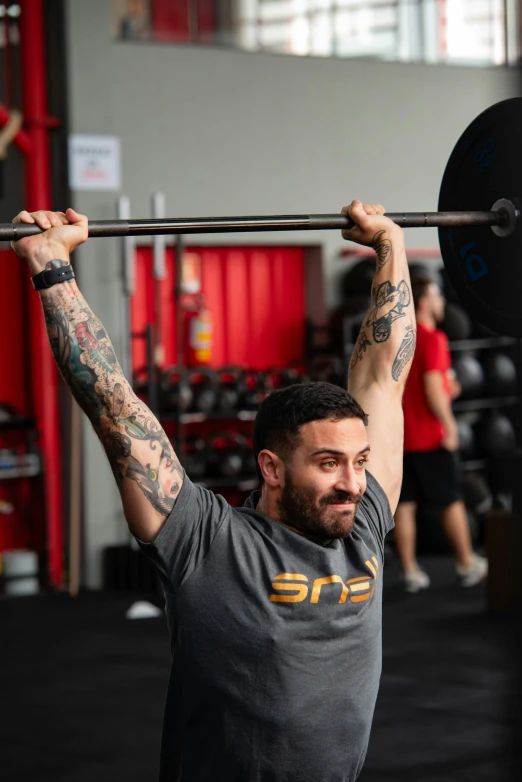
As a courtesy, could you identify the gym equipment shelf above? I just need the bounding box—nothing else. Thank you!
[160,410,258,424]
[0,414,46,562]
[0,416,37,431]
[453,395,519,413]
[448,336,517,352]
[460,459,488,471]
[0,453,41,480]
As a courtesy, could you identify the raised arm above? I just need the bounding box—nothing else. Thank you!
[11,208,183,543]
[343,200,416,513]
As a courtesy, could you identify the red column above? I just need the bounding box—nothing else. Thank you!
[19,0,63,588]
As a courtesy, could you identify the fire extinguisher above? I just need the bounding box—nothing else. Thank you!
[183,293,213,367]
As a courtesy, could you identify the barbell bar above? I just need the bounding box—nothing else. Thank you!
[0,205,514,240]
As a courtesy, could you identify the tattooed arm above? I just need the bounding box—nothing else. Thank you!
[11,208,183,543]
[341,200,416,512]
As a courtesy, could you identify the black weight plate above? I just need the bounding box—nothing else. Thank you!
[438,97,522,337]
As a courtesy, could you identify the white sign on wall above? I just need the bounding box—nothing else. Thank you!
[68,134,121,191]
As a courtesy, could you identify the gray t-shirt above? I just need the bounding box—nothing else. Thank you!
[139,471,394,782]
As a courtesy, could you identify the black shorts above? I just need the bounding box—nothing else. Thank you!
[399,449,462,509]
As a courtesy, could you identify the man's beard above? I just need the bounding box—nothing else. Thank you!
[278,470,362,541]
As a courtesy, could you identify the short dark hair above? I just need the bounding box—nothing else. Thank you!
[411,274,438,311]
[252,381,368,483]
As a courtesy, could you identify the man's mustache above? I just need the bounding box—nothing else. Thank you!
[321,491,362,505]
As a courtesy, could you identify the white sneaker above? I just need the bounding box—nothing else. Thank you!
[456,554,488,587]
[403,567,431,593]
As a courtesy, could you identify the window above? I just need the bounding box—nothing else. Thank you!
[111,0,521,66]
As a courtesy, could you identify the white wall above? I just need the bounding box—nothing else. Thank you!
[64,0,521,587]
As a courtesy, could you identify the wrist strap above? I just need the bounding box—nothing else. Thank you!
[32,264,75,291]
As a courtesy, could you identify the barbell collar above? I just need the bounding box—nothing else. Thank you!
[490,198,520,237]
[0,205,512,241]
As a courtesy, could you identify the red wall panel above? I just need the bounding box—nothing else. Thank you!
[223,249,249,364]
[0,250,30,414]
[150,0,216,42]
[0,249,43,554]
[197,0,215,40]
[151,0,190,42]
[130,245,306,373]
[201,249,227,366]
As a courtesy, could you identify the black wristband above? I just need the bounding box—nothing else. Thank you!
[32,264,75,290]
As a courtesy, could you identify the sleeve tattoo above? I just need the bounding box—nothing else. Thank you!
[40,263,182,518]
[350,329,372,370]
[372,230,392,272]
[392,325,416,382]
[349,273,415,379]
[366,279,410,343]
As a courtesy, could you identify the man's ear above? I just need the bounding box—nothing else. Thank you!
[258,450,283,487]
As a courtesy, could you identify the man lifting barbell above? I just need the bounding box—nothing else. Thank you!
[12,200,414,782]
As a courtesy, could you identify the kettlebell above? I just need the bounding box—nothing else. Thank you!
[160,366,193,414]
[182,435,208,481]
[241,370,267,411]
[263,368,285,392]
[217,366,246,412]
[207,432,245,479]
[189,368,219,414]
[264,364,306,391]
[241,433,258,477]
[281,359,308,387]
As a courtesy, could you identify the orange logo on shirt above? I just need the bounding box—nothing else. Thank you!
[269,557,379,604]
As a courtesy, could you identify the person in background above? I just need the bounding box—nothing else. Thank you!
[393,274,487,593]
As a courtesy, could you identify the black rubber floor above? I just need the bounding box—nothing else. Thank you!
[1,554,519,781]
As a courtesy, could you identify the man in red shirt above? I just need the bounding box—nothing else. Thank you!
[394,275,488,592]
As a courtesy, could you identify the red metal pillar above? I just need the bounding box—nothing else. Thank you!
[19,0,63,588]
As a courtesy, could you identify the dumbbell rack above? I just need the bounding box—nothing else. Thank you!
[161,409,259,494]
[132,328,327,499]
[131,324,260,498]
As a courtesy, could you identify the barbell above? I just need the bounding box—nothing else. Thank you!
[0,208,511,237]
[1,97,521,336]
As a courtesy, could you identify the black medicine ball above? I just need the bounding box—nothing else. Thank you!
[456,418,476,459]
[441,301,472,341]
[452,354,485,399]
[475,413,517,458]
[459,471,493,514]
[481,353,517,398]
